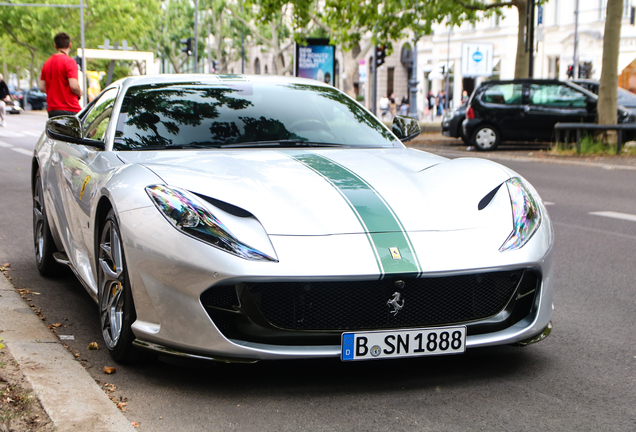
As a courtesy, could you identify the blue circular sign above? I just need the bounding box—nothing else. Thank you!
[472,50,484,62]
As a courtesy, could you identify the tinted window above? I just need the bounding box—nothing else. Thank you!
[114,82,397,150]
[82,87,118,141]
[529,84,587,107]
[481,84,523,105]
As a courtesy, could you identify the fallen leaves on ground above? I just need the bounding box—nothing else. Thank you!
[88,342,99,350]
[103,366,116,374]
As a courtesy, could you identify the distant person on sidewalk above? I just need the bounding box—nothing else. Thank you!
[399,95,409,116]
[39,32,83,118]
[0,74,10,127]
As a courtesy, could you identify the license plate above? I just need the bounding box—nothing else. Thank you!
[341,326,466,361]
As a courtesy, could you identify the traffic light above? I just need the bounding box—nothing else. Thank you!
[375,45,386,68]
[180,38,193,56]
[567,65,574,79]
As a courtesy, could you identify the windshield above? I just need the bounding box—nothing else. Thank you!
[114,82,398,150]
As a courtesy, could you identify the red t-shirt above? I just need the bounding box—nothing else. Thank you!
[40,53,81,112]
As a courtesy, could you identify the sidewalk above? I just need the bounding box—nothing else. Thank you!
[0,273,135,431]
[408,132,636,170]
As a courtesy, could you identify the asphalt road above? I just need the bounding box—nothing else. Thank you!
[1,113,635,431]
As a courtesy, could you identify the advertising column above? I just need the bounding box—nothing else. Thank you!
[296,38,336,86]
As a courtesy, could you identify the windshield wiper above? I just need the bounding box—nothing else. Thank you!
[220,140,345,149]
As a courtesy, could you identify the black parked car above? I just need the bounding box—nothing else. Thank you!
[442,103,468,143]
[462,79,634,151]
[14,88,47,110]
[573,79,636,113]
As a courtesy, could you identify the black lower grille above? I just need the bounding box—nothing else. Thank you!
[201,270,540,346]
[247,270,524,330]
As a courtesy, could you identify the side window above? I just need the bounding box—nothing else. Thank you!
[529,84,587,108]
[82,88,118,141]
[481,84,523,105]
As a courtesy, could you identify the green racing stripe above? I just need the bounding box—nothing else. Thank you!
[285,151,422,276]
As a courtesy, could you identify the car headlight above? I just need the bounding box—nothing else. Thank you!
[146,185,276,262]
[499,177,541,252]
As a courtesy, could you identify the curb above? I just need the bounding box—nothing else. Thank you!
[0,275,135,432]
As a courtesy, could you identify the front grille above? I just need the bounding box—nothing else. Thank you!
[201,270,541,347]
[247,270,525,331]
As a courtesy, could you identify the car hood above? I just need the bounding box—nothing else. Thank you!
[118,148,513,236]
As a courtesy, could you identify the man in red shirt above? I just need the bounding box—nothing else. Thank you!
[39,32,83,118]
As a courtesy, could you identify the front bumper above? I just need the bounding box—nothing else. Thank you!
[119,205,554,362]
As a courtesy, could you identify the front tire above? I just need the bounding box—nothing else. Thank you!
[33,172,60,276]
[472,125,500,151]
[98,209,148,364]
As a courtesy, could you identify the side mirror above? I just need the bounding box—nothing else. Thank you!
[46,115,105,149]
[392,116,421,142]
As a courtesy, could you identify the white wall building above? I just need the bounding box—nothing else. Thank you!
[411,0,636,117]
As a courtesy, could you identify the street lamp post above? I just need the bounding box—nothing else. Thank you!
[194,0,198,73]
[409,36,419,119]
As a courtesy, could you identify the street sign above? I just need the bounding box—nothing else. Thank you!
[461,43,494,77]
[359,59,367,83]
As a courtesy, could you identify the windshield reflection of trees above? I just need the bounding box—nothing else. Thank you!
[116,83,392,149]
[285,84,394,141]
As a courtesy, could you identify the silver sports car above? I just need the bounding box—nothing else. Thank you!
[32,74,554,364]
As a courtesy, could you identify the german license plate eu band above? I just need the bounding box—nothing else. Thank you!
[341,326,466,361]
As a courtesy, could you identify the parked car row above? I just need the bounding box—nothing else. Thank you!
[443,79,636,151]
[11,87,47,111]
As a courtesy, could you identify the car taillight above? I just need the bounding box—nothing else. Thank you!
[466,106,475,119]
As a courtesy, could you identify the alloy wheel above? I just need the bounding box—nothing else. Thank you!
[32,179,45,266]
[98,220,125,350]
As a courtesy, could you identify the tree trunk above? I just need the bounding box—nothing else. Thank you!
[29,50,35,89]
[514,0,529,78]
[598,0,623,125]
[341,42,372,98]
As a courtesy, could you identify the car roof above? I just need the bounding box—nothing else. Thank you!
[478,79,567,85]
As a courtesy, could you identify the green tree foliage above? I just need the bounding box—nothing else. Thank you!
[0,0,160,87]
[198,0,250,73]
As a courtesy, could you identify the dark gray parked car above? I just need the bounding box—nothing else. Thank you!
[462,79,635,151]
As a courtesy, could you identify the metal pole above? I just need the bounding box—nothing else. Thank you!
[445,22,451,110]
[372,46,377,117]
[528,0,535,77]
[409,36,418,118]
[207,24,212,73]
[80,0,87,106]
[193,0,198,73]
[241,4,245,73]
[573,0,579,78]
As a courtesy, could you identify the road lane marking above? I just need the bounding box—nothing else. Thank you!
[11,148,33,156]
[0,141,12,148]
[544,202,555,206]
[0,130,25,138]
[590,211,636,223]
[554,221,636,241]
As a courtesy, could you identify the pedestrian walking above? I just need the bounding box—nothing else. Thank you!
[461,90,469,105]
[436,91,445,117]
[389,92,397,118]
[399,95,409,116]
[39,32,83,118]
[428,91,436,121]
[0,74,10,127]
[379,94,390,121]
